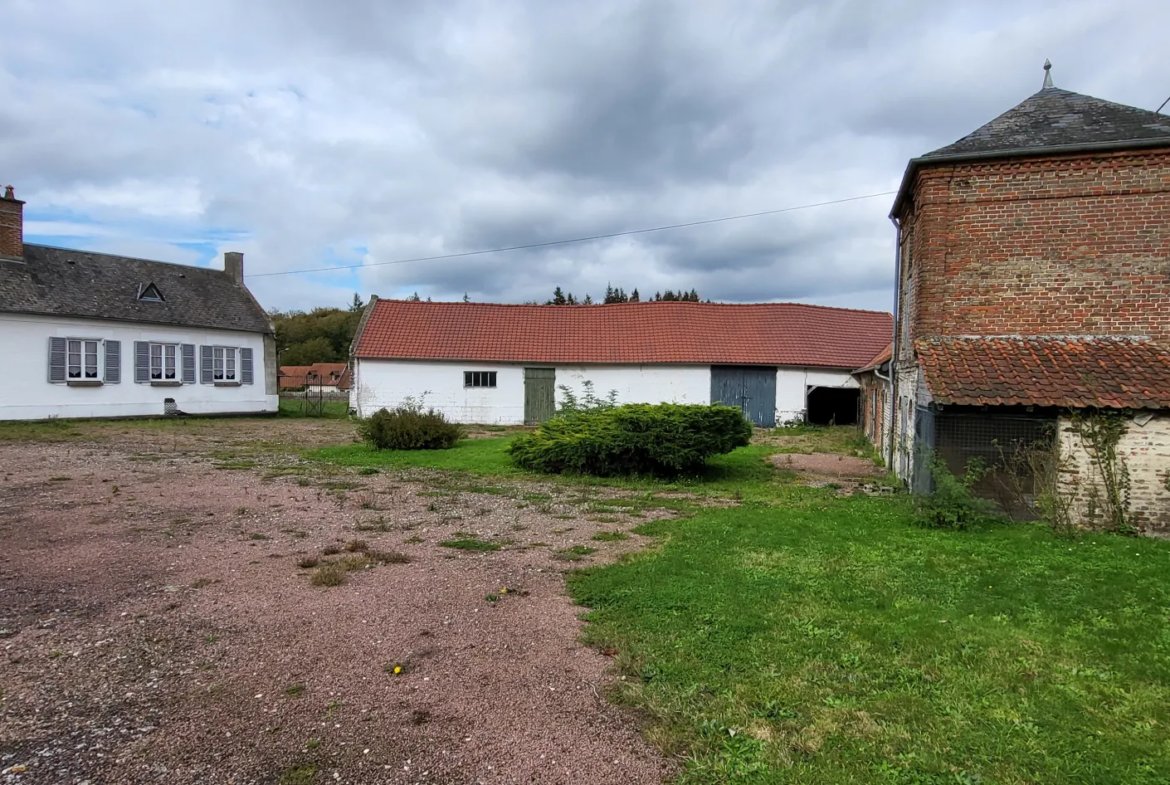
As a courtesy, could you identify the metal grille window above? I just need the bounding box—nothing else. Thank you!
[464,371,497,388]
[150,343,178,380]
[935,411,1056,519]
[212,347,238,381]
[67,339,100,380]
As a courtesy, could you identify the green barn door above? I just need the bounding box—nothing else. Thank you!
[524,368,556,425]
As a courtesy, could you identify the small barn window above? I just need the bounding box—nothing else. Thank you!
[464,371,497,388]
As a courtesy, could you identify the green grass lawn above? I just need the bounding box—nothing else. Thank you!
[309,428,1170,783]
[277,398,349,419]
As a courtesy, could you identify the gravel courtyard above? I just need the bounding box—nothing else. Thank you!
[0,419,673,784]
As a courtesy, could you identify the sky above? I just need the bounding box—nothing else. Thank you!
[2,0,1167,314]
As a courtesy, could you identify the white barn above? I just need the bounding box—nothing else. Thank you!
[0,188,278,421]
[349,297,892,427]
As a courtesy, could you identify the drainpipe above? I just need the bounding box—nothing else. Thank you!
[887,215,902,471]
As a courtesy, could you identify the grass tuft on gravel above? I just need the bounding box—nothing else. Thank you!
[591,531,629,542]
[278,763,318,785]
[439,537,501,552]
[309,563,346,587]
[554,545,597,562]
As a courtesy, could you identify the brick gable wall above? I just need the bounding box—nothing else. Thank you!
[897,148,1170,344]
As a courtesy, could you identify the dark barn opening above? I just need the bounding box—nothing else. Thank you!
[806,386,860,426]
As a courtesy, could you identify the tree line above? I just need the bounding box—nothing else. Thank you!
[544,285,703,305]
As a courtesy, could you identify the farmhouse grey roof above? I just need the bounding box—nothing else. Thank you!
[922,86,1170,159]
[0,244,272,334]
[891,66,1170,216]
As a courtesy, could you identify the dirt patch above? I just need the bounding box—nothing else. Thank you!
[0,423,673,784]
[772,452,883,478]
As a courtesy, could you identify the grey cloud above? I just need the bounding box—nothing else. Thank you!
[2,0,1167,315]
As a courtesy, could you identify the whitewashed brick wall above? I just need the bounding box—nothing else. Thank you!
[1057,412,1170,534]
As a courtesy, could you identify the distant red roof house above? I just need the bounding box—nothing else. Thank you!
[354,300,893,369]
[279,362,348,389]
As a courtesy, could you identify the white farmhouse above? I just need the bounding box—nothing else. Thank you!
[349,297,892,427]
[0,187,278,420]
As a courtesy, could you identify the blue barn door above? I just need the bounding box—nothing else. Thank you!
[710,366,776,427]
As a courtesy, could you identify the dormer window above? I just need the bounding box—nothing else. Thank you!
[137,282,164,302]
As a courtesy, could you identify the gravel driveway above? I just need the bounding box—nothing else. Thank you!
[0,420,673,784]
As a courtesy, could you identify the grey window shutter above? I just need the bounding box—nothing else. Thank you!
[181,344,196,384]
[200,346,213,384]
[135,341,150,383]
[104,340,121,384]
[240,348,254,385]
[49,337,67,383]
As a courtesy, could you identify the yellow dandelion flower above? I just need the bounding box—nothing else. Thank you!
[393,666,402,675]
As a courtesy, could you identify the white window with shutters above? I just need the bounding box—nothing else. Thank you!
[49,337,120,386]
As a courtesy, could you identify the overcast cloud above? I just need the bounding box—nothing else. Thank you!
[3,0,1166,313]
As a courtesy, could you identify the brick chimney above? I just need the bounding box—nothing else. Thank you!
[224,251,244,284]
[0,185,24,260]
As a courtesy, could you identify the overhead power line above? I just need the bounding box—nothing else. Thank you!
[247,190,897,279]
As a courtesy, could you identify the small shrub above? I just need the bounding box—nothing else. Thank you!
[357,398,463,451]
[554,545,597,562]
[310,564,347,587]
[509,403,752,477]
[915,456,999,530]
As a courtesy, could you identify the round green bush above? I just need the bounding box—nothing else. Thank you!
[508,403,752,476]
[358,406,463,450]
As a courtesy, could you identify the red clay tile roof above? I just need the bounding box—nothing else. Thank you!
[856,342,893,372]
[355,300,893,369]
[916,336,1170,409]
[335,366,352,391]
[278,363,347,388]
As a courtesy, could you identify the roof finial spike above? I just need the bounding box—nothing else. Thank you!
[1042,58,1054,89]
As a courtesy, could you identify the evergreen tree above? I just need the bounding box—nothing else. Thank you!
[462,293,471,302]
[566,293,578,305]
[350,292,365,312]
[583,294,593,305]
[629,288,640,302]
[548,286,567,305]
[407,292,422,302]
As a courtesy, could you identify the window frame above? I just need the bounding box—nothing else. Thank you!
[211,346,239,382]
[463,370,498,389]
[149,342,179,381]
[65,338,101,382]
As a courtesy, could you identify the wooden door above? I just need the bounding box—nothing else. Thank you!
[710,366,776,427]
[524,368,556,425]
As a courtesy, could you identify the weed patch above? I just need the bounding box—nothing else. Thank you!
[439,538,501,552]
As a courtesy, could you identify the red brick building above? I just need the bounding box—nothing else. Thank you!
[887,64,1170,531]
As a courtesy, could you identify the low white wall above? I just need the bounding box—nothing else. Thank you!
[555,365,710,407]
[354,360,527,424]
[354,360,714,424]
[776,368,858,423]
[0,313,278,420]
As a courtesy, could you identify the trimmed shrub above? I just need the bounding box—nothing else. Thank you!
[358,403,463,451]
[509,403,752,476]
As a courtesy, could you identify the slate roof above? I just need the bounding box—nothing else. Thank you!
[916,336,1170,409]
[0,244,272,334]
[354,300,893,369]
[892,82,1170,216]
[923,87,1170,159]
